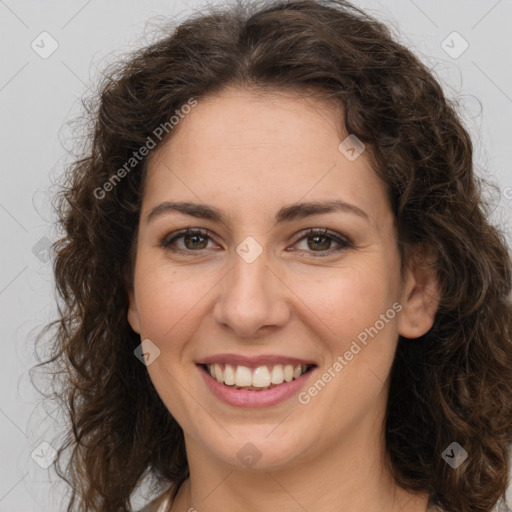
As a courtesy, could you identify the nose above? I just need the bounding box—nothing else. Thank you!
[212,248,291,338]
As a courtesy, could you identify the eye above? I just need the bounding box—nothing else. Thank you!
[161,228,218,253]
[290,228,352,257]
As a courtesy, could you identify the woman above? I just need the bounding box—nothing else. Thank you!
[40,0,512,511]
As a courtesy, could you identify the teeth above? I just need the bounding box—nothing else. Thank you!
[224,364,236,385]
[252,366,271,387]
[235,365,253,387]
[284,364,294,382]
[214,363,223,382]
[270,364,284,384]
[206,363,310,389]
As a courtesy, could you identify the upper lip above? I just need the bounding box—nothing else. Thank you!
[196,354,317,368]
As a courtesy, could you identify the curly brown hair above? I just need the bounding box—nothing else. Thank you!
[36,0,512,511]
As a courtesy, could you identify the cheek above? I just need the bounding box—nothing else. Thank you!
[133,260,218,341]
[290,259,401,391]
[292,261,398,337]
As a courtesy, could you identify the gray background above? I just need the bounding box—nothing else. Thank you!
[1,0,511,510]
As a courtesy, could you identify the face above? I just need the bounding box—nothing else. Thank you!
[127,88,437,471]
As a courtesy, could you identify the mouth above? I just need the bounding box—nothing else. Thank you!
[200,362,317,391]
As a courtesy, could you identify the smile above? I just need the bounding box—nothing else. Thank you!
[204,363,314,390]
[196,354,318,407]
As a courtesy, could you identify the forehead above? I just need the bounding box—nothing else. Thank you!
[143,88,391,228]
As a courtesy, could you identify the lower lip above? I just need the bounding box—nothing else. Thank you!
[197,364,317,408]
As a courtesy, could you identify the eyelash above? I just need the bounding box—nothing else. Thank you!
[160,227,353,257]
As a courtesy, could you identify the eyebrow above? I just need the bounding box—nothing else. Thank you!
[146,199,369,225]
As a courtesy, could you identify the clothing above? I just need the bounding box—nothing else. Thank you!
[136,494,169,512]
[157,495,170,512]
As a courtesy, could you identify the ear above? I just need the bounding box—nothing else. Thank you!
[127,288,141,334]
[397,244,441,339]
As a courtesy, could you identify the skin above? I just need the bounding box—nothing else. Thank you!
[127,87,440,512]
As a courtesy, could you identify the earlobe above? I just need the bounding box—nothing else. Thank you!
[127,288,141,334]
[397,245,440,339]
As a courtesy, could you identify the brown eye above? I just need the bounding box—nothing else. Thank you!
[306,234,333,251]
[292,228,352,257]
[182,233,209,250]
[161,228,216,252]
